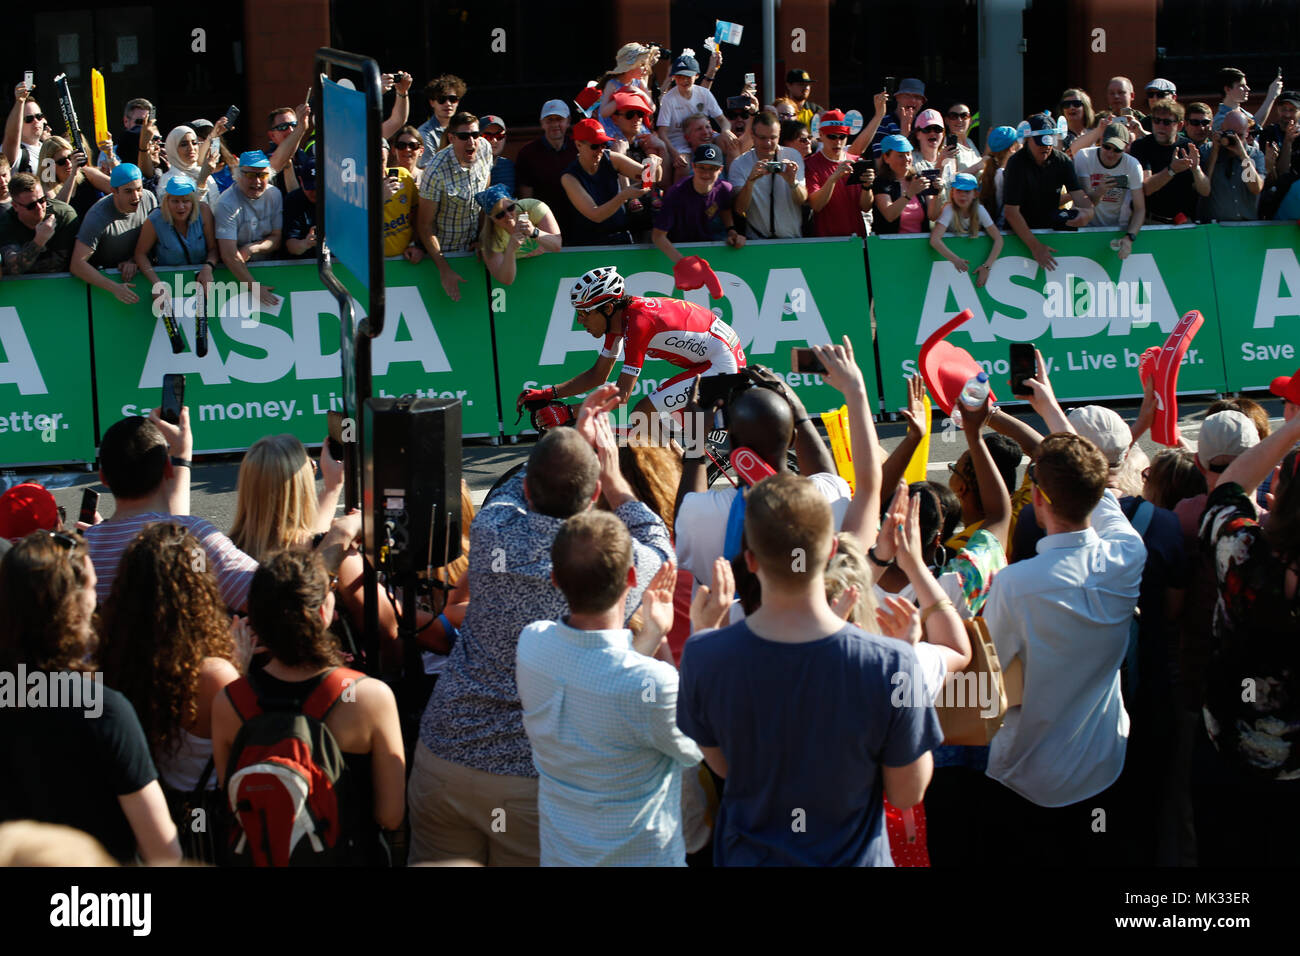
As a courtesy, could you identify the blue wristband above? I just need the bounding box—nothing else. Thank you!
[436,613,460,649]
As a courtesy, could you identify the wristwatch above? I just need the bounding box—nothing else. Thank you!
[531,227,540,239]
[1125,232,1137,243]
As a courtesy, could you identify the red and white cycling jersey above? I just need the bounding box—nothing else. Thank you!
[600,296,744,378]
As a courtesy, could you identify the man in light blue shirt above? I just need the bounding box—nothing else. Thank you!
[983,416,1145,863]
[517,510,700,867]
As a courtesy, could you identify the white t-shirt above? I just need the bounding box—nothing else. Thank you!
[656,86,724,154]
[675,471,852,588]
[727,147,806,238]
[1073,147,1144,228]
[937,202,994,233]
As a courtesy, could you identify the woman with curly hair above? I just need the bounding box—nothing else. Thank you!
[99,522,244,798]
[212,550,405,863]
[0,532,180,864]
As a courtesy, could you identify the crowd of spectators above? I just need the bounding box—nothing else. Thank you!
[2,50,1300,870]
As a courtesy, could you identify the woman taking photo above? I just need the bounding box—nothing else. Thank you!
[38,135,109,218]
[1059,88,1100,155]
[98,523,244,859]
[0,532,180,864]
[156,120,227,206]
[212,550,406,864]
[475,183,561,285]
[874,134,942,234]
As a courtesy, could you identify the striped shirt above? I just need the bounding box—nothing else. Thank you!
[516,619,703,866]
[85,512,258,611]
[417,144,493,253]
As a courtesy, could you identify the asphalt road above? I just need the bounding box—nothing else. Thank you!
[11,395,1287,533]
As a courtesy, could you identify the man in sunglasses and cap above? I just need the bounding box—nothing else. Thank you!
[0,172,79,275]
[1001,114,1095,271]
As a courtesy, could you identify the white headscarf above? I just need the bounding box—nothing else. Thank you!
[165,125,203,178]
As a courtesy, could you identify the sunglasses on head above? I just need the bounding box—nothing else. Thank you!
[47,530,81,551]
[1061,99,1084,109]
[435,95,460,104]
[270,121,297,132]
[492,201,518,220]
[24,113,45,123]
[394,140,421,150]
[16,195,48,210]
[451,130,479,141]
[1151,116,1176,126]
[948,111,970,120]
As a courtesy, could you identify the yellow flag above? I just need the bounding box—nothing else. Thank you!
[820,405,855,493]
[91,69,109,155]
[903,392,931,485]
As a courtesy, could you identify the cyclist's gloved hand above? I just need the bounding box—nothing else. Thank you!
[516,386,557,412]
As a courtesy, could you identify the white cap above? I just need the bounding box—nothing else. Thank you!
[1196,410,1259,463]
[1068,405,1132,468]
[540,99,569,121]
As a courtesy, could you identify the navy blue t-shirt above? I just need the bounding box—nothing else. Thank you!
[678,621,941,866]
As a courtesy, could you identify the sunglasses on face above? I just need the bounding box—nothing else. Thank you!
[16,195,48,210]
[24,113,45,123]
[1062,99,1084,109]
[618,110,647,120]
[242,169,270,179]
[436,95,460,104]
[1207,460,1232,474]
[823,132,847,141]
[584,141,608,151]
[1187,118,1212,127]
[948,112,970,120]
[270,121,298,132]
[54,156,71,166]
[394,140,421,150]
[492,201,518,220]
[480,130,505,141]
[451,130,479,141]
[1101,144,1122,154]
[1151,116,1176,126]
[922,126,944,134]
[796,135,811,143]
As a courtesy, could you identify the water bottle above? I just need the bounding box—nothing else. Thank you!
[950,371,990,428]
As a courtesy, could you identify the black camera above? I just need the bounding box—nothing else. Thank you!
[646,42,672,62]
[920,168,942,196]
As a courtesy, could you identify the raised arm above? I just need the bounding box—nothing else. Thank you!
[959,394,1012,550]
[813,337,880,549]
[1220,407,1300,492]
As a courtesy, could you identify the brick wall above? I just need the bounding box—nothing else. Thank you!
[243,0,331,148]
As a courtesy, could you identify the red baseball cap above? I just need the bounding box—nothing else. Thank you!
[0,482,61,541]
[818,109,851,135]
[572,118,615,144]
[1270,369,1300,405]
[611,87,653,115]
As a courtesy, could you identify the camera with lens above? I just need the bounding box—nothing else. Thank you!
[920,168,943,196]
[762,160,785,173]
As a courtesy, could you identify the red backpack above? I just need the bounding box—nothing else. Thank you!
[223,667,365,866]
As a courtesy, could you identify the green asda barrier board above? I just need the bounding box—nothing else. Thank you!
[0,274,96,464]
[869,226,1227,411]
[491,238,877,436]
[1204,222,1300,392]
[89,257,497,453]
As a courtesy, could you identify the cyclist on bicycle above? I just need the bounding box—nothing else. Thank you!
[515,265,746,422]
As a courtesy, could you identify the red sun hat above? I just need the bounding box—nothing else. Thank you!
[0,482,61,541]
[917,310,996,416]
[1270,368,1300,405]
[572,118,615,144]
[818,109,851,135]
[611,87,653,114]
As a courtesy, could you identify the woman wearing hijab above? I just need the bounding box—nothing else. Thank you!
[156,118,228,206]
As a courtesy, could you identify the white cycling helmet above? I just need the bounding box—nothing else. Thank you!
[570,266,625,310]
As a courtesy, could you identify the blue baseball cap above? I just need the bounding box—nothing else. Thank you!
[987,125,1020,153]
[474,183,513,212]
[164,174,197,196]
[880,134,913,154]
[952,173,979,191]
[238,149,271,169]
[109,163,143,187]
[672,55,700,77]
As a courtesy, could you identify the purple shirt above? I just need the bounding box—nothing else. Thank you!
[653,176,733,242]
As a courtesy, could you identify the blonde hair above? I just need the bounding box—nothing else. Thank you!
[230,435,319,562]
[159,186,200,229]
[38,135,86,195]
[0,821,116,867]
[944,197,983,238]
[600,43,653,86]
[824,532,879,626]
